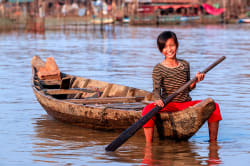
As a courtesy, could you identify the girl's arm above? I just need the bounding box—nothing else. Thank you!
[190,72,205,90]
[152,65,164,107]
[186,61,205,90]
[152,71,162,100]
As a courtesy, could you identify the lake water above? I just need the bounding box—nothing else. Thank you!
[0,24,250,166]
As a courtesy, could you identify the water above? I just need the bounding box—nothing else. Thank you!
[0,24,250,165]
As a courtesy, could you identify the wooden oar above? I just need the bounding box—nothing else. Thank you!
[105,56,226,152]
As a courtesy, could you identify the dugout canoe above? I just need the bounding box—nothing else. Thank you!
[31,56,216,140]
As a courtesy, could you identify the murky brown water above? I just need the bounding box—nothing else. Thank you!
[0,24,250,165]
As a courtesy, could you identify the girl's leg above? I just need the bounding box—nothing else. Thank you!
[208,102,222,142]
[208,102,222,123]
[141,103,157,143]
[144,127,154,143]
[208,121,219,142]
[142,103,156,127]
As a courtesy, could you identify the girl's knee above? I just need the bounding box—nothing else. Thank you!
[142,103,156,116]
[214,102,220,109]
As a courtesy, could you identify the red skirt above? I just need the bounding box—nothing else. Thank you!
[141,100,222,128]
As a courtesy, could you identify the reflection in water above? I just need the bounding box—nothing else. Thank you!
[142,141,202,166]
[207,142,221,166]
[33,115,111,145]
[33,115,222,165]
[32,115,146,165]
[32,115,113,165]
[142,141,221,166]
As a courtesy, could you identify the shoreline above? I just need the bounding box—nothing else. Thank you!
[0,15,245,33]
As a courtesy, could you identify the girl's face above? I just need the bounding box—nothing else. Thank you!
[162,38,177,59]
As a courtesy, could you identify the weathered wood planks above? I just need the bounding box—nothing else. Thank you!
[43,88,97,95]
[63,96,145,104]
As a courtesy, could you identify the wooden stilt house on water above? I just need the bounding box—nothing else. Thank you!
[129,0,226,25]
[1,0,115,32]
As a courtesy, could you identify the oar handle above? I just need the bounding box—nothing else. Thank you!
[201,56,226,74]
[105,56,226,152]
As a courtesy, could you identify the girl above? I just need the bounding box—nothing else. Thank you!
[142,31,222,143]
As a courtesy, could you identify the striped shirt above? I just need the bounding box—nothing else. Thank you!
[152,59,192,102]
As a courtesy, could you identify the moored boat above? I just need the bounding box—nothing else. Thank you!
[238,18,250,23]
[31,56,216,140]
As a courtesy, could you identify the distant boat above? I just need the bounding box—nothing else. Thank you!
[180,16,200,22]
[31,56,216,140]
[123,17,130,24]
[238,18,250,23]
[91,17,114,24]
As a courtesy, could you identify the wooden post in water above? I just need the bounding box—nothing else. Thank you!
[100,0,104,31]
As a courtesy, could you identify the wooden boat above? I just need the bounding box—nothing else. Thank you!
[31,56,216,140]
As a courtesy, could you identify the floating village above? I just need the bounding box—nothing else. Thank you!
[0,0,250,32]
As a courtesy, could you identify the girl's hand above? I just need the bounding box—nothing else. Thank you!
[190,72,205,90]
[196,71,205,82]
[154,99,164,107]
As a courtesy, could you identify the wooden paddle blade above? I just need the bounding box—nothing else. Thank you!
[105,106,161,151]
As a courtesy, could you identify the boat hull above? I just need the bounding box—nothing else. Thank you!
[33,87,142,131]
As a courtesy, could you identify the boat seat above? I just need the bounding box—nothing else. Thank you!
[62,96,145,104]
[43,88,97,95]
[34,78,61,89]
[88,102,147,111]
[60,76,71,89]
[100,84,130,98]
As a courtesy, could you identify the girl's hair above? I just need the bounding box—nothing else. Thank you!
[157,31,179,52]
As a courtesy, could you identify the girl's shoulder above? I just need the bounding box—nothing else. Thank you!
[178,58,190,67]
[152,63,165,74]
[153,63,164,70]
[178,58,189,64]
[154,63,162,68]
